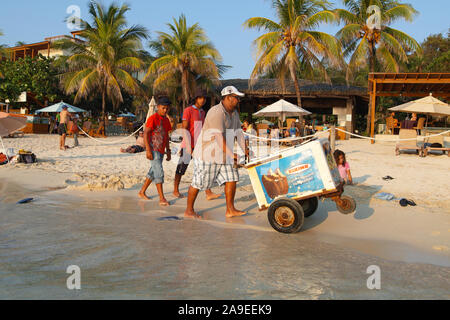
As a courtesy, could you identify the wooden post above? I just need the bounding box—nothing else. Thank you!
[370,82,377,144]
[345,98,353,140]
[331,125,336,153]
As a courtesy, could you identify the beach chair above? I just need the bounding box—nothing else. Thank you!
[423,134,450,157]
[413,118,425,135]
[8,130,25,138]
[386,116,395,134]
[395,129,423,156]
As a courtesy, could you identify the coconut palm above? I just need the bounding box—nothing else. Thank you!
[335,0,422,132]
[244,0,342,108]
[57,1,148,123]
[145,14,223,112]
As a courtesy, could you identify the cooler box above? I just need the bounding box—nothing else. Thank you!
[246,139,342,210]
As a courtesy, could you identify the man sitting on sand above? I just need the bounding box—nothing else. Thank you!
[173,88,220,200]
[138,97,172,207]
[121,130,146,154]
[58,106,71,151]
[185,86,248,219]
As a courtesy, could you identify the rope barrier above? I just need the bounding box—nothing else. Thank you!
[243,129,330,142]
[335,128,450,142]
[77,124,145,145]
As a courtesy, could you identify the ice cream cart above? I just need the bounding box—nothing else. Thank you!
[245,138,356,234]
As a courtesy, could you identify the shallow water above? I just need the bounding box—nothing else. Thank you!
[0,179,449,300]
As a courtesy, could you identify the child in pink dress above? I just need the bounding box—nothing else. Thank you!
[334,150,353,185]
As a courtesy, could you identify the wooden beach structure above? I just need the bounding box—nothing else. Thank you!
[215,79,369,139]
[368,73,450,144]
[8,31,84,61]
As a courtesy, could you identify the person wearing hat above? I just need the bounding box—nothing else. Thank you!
[185,86,248,219]
[173,89,221,200]
[138,96,173,206]
[58,105,72,151]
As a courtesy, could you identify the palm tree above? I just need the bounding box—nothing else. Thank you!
[145,14,222,112]
[336,0,422,132]
[244,0,342,109]
[57,1,148,123]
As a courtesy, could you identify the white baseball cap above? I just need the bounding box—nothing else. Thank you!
[221,86,245,97]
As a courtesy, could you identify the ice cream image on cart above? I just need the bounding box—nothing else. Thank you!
[245,138,356,234]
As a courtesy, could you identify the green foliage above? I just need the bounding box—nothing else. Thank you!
[406,30,450,72]
[336,0,422,77]
[244,0,343,107]
[145,14,224,113]
[56,1,148,119]
[0,56,58,104]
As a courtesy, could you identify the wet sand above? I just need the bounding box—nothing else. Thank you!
[0,170,449,299]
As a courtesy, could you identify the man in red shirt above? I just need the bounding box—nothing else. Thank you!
[173,89,220,200]
[139,97,172,206]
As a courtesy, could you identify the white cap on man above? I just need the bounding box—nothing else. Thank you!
[221,86,245,97]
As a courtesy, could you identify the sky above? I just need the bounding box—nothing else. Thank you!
[0,0,449,79]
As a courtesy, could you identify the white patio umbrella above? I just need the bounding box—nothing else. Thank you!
[253,99,311,126]
[147,97,157,121]
[389,93,450,128]
[35,101,87,114]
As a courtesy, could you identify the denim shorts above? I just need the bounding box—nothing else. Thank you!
[147,151,165,184]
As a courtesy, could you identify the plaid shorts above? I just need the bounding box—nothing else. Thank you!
[191,158,239,191]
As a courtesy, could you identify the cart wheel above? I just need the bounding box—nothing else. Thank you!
[268,199,304,234]
[298,197,319,218]
[336,195,356,215]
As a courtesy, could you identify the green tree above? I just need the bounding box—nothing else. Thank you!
[0,56,58,106]
[57,1,148,123]
[244,0,342,109]
[145,14,223,113]
[407,30,450,72]
[335,0,422,132]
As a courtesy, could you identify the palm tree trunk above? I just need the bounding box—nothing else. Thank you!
[366,42,376,134]
[102,83,107,136]
[289,64,304,134]
[182,68,189,112]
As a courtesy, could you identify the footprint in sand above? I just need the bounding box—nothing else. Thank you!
[432,245,449,252]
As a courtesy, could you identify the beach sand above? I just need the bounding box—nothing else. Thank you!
[0,134,449,299]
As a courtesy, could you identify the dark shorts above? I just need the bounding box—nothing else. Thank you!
[58,124,67,136]
[131,145,145,153]
[176,148,192,176]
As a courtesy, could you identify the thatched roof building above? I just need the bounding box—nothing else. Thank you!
[212,79,369,134]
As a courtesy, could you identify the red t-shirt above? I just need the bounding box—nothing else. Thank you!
[181,105,206,150]
[145,113,172,154]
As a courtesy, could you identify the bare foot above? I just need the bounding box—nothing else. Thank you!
[120,148,126,153]
[159,199,170,207]
[225,209,247,218]
[206,192,221,201]
[173,191,184,199]
[138,192,151,200]
[184,209,201,219]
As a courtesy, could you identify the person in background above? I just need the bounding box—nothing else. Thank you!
[58,106,71,151]
[70,114,80,147]
[138,97,172,206]
[334,149,353,185]
[289,121,298,137]
[173,89,220,200]
[121,130,146,154]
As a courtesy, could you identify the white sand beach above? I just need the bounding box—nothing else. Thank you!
[0,134,449,299]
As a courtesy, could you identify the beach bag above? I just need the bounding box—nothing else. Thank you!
[18,152,37,164]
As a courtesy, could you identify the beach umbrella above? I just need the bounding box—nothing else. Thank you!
[389,93,450,128]
[147,97,157,121]
[117,112,136,118]
[253,99,311,126]
[0,112,27,164]
[35,101,87,114]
